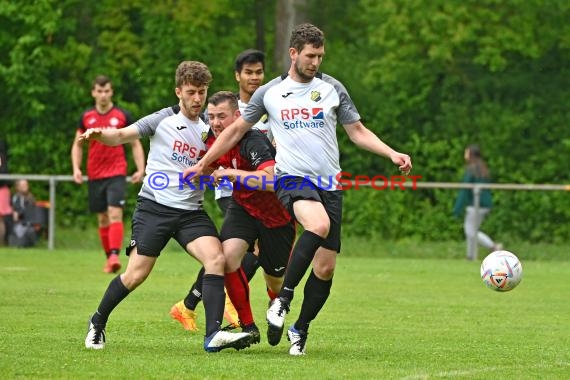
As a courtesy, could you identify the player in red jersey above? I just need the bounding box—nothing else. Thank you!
[171,91,295,343]
[71,75,145,273]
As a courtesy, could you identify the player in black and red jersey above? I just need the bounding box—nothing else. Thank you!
[71,75,145,274]
[173,91,295,343]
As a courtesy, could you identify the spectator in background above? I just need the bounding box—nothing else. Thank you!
[453,144,502,260]
[71,75,145,273]
[12,179,37,224]
[0,139,13,246]
[9,179,38,247]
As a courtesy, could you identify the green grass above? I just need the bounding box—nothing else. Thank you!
[1,241,569,379]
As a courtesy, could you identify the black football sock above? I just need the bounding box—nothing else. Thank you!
[279,230,324,302]
[91,275,130,326]
[241,250,260,281]
[294,270,332,332]
[201,274,225,337]
[184,267,205,310]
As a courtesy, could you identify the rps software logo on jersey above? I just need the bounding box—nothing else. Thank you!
[281,108,324,130]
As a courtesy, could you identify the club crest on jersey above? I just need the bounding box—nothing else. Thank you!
[310,91,321,102]
[201,131,208,142]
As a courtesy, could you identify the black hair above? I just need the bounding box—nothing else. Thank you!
[234,49,265,73]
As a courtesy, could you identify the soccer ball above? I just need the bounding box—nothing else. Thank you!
[480,250,523,292]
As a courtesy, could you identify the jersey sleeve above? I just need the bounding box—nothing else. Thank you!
[134,105,177,138]
[239,130,276,169]
[322,74,361,125]
[241,77,281,124]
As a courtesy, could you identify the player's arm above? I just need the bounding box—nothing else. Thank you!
[129,139,146,183]
[78,124,140,146]
[71,130,84,184]
[183,117,253,178]
[212,164,275,192]
[343,120,412,174]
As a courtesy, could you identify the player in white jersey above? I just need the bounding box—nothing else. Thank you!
[183,24,413,356]
[79,61,253,353]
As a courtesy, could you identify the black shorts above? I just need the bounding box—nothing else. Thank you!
[127,197,218,257]
[88,175,127,213]
[220,200,295,277]
[275,176,343,252]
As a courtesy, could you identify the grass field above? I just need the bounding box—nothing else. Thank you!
[1,240,569,379]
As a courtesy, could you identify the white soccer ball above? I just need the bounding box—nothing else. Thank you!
[480,250,523,292]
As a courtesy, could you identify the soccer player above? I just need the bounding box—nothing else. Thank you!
[179,91,295,344]
[182,24,413,356]
[80,61,252,353]
[71,75,145,274]
[170,49,269,331]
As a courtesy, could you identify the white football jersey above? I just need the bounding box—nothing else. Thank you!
[137,112,209,210]
[242,73,360,189]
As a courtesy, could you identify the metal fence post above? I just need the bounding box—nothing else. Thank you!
[48,177,56,250]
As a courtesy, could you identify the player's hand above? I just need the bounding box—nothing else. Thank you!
[212,168,236,185]
[78,128,103,142]
[72,168,83,184]
[130,170,144,184]
[390,152,412,175]
[182,163,206,182]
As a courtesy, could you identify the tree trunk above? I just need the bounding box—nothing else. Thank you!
[274,0,309,72]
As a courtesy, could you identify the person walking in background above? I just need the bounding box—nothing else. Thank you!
[71,75,145,273]
[79,61,253,353]
[453,144,502,260]
[183,23,412,356]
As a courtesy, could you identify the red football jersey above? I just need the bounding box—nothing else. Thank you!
[78,106,133,180]
[209,130,291,228]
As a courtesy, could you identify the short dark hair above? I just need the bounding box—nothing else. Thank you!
[289,23,325,52]
[175,61,212,88]
[92,75,111,89]
[208,91,239,111]
[234,49,265,73]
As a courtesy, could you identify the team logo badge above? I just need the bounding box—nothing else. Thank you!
[201,131,208,142]
[310,91,321,102]
[110,117,120,127]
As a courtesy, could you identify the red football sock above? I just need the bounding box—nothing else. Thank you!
[108,222,124,254]
[98,226,110,257]
[267,287,279,301]
[224,269,254,326]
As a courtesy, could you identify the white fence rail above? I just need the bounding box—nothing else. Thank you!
[0,174,568,251]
